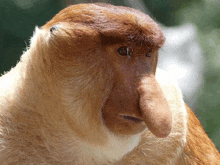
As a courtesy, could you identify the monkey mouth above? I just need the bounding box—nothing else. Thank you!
[119,114,143,123]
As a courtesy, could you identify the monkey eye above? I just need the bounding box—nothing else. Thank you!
[117,46,130,56]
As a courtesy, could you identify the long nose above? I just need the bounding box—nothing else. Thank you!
[120,55,172,137]
[137,75,172,137]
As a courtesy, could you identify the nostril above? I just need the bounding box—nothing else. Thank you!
[120,115,143,123]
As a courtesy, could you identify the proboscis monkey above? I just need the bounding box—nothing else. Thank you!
[0,3,219,165]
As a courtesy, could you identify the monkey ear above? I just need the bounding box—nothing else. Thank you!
[138,75,172,138]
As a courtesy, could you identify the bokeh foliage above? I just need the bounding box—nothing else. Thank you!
[0,0,219,150]
[0,0,65,73]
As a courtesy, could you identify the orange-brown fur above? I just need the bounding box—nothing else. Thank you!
[178,104,220,164]
[0,3,219,165]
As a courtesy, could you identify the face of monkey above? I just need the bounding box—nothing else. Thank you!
[40,3,171,142]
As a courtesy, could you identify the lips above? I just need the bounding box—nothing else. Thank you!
[119,114,143,123]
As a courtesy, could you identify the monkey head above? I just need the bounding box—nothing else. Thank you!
[40,3,171,143]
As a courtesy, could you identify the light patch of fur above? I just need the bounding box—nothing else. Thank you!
[30,26,42,47]
[156,68,188,145]
[155,68,187,164]
[68,131,142,164]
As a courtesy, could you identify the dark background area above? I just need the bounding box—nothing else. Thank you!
[0,0,219,149]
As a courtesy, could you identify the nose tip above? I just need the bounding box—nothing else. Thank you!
[137,75,172,138]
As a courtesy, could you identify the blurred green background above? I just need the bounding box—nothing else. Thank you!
[0,0,219,150]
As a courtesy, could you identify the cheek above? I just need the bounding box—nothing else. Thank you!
[102,85,147,135]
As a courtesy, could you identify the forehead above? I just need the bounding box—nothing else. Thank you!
[43,3,165,49]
